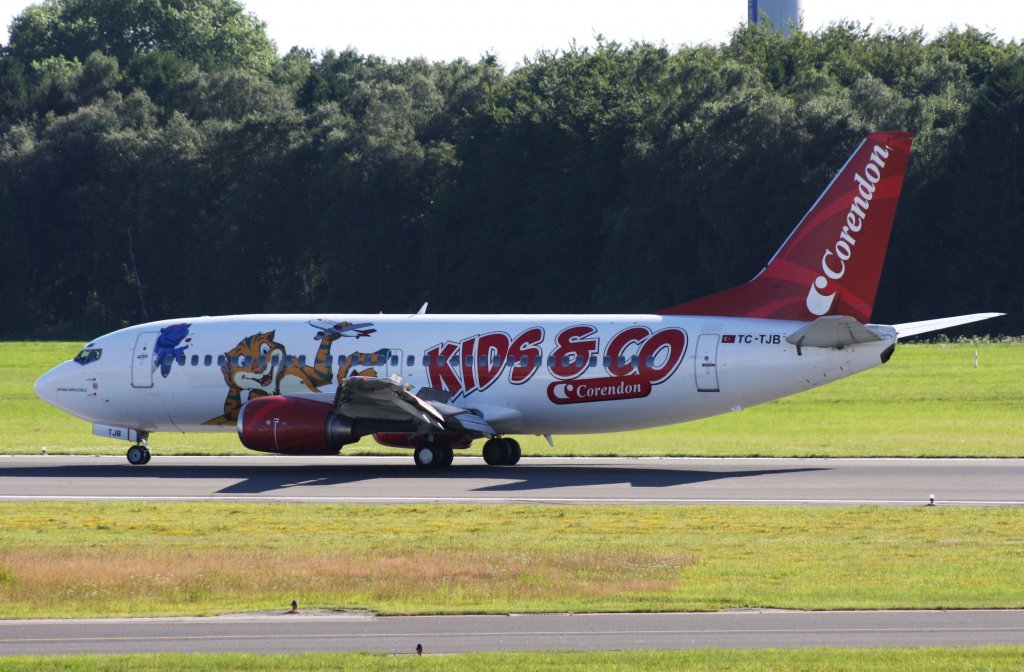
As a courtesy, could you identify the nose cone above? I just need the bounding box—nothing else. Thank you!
[34,365,63,407]
[34,362,89,418]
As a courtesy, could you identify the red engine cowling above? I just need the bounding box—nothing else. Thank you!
[238,396,357,455]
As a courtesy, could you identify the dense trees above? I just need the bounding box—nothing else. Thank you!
[1,0,1021,338]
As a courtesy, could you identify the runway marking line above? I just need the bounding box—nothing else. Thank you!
[0,495,1021,506]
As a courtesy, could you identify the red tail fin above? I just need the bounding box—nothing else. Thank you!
[659,132,914,322]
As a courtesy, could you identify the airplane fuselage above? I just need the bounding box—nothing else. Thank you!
[37,313,896,438]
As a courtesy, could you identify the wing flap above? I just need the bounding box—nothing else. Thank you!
[333,375,496,437]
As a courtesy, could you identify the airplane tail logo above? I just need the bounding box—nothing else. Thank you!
[660,131,914,323]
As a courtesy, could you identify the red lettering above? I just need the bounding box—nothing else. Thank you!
[475,332,511,390]
[637,328,686,383]
[549,325,598,380]
[460,336,477,394]
[508,327,544,385]
[425,342,461,397]
[604,326,650,376]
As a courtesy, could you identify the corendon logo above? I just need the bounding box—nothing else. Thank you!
[547,325,686,405]
[806,143,891,316]
[425,327,544,400]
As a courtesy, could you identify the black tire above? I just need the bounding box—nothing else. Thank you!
[505,438,521,465]
[438,444,454,468]
[127,445,147,465]
[140,448,152,464]
[482,437,507,466]
[414,443,440,469]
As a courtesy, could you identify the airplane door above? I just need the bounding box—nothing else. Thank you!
[695,334,720,392]
[385,349,403,378]
[131,332,158,388]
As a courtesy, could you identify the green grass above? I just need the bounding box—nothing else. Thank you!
[6,341,1024,457]
[1,502,1022,618]
[1,648,1023,671]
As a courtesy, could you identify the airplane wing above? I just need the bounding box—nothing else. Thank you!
[892,313,1005,339]
[332,375,497,437]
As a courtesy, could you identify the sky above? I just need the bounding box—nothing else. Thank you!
[1,0,1021,68]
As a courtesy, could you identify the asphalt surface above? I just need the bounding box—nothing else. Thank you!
[3,610,1024,655]
[0,455,1021,506]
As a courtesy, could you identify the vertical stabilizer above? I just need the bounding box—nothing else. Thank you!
[659,132,914,322]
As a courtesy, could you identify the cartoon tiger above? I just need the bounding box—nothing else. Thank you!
[203,325,389,426]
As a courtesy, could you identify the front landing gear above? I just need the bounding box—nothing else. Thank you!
[482,437,521,466]
[126,442,151,465]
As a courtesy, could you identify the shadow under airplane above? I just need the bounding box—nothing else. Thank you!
[0,460,828,497]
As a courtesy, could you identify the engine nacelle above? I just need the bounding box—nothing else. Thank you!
[237,396,357,455]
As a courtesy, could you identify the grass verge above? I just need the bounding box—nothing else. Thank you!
[1,648,1023,671]
[1,502,1022,618]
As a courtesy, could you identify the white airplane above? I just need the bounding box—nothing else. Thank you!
[35,132,1001,468]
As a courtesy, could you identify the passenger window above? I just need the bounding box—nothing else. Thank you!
[589,355,598,368]
[298,355,307,366]
[603,355,611,367]
[391,355,399,366]
[645,356,654,367]
[217,355,227,366]
[283,355,293,366]
[407,355,415,367]
[191,355,199,366]
[204,355,212,366]
[271,354,280,366]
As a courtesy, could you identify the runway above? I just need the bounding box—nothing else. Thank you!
[0,455,1022,505]
[3,610,1024,655]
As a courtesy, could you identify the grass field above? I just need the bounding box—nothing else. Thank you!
[2,648,1024,671]
[1,502,1022,618]
[5,341,1023,457]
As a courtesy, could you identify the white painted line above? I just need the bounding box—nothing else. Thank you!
[0,495,1021,505]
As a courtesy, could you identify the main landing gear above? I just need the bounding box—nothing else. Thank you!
[414,441,454,470]
[126,440,151,465]
[482,437,521,466]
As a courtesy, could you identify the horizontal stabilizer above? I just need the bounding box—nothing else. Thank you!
[893,313,1005,339]
[786,315,884,349]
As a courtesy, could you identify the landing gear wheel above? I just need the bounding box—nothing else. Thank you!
[140,447,152,464]
[482,437,506,465]
[126,445,148,466]
[504,438,521,465]
[415,442,450,470]
[483,437,519,466]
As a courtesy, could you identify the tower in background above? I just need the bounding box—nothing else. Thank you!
[748,0,803,34]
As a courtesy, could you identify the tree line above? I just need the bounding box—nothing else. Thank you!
[1,0,1021,338]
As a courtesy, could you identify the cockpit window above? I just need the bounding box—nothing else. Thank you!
[73,348,102,365]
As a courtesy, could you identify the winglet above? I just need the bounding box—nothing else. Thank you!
[659,132,914,322]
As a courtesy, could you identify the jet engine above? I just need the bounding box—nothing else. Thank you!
[237,396,357,455]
